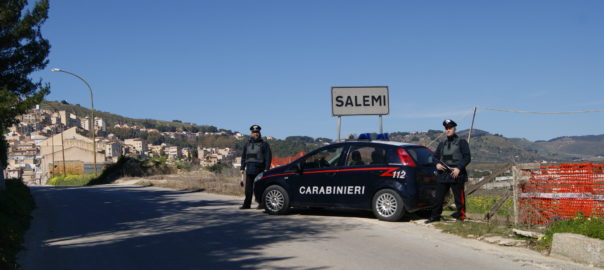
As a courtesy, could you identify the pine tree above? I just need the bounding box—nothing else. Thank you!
[0,0,50,191]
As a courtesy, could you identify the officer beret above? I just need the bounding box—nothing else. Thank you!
[442,119,457,129]
[250,125,261,132]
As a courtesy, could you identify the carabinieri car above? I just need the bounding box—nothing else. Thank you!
[253,140,439,221]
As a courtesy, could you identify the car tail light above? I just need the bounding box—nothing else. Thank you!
[397,148,416,167]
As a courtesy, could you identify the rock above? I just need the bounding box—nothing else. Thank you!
[512,228,544,239]
[551,233,604,268]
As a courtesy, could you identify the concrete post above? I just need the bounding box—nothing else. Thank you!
[512,165,519,225]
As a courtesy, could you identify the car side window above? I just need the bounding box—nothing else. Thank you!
[345,146,387,166]
[303,146,344,169]
[405,147,434,166]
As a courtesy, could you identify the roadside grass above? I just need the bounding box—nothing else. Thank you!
[47,174,96,186]
[439,195,604,253]
[534,214,604,251]
[0,179,35,270]
[134,167,243,196]
[437,195,519,242]
[445,195,513,216]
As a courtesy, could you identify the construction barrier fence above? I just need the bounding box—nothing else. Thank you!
[518,163,604,225]
[271,152,306,168]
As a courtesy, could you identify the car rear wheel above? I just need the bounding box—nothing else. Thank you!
[263,185,290,215]
[372,189,405,221]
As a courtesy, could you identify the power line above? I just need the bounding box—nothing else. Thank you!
[426,107,475,149]
[478,107,604,114]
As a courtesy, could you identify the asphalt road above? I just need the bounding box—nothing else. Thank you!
[19,184,593,270]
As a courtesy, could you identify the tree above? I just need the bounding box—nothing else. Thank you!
[0,0,50,190]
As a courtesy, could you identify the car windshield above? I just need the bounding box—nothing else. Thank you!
[302,146,344,169]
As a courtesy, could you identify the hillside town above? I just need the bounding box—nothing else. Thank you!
[4,105,241,185]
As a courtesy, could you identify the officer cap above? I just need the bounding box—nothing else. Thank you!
[443,119,457,129]
[250,125,261,133]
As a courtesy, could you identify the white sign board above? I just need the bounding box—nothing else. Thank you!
[331,86,389,116]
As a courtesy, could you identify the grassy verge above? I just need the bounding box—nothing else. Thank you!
[0,179,36,270]
[535,215,604,251]
[47,174,96,186]
[446,195,513,216]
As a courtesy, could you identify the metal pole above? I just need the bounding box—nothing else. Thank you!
[60,126,66,176]
[51,129,55,178]
[337,116,341,142]
[468,106,477,144]
[51,69,97,175]
[379,115,383,134]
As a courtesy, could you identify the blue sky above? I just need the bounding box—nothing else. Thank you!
[36,1,604,141]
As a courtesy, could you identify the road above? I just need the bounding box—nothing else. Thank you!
[19,184,592,270]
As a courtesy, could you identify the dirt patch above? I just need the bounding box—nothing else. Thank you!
[118,170,245,196]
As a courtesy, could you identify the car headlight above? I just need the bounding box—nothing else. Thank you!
[254,172,264,182]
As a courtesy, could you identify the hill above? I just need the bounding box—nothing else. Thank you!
[40,100,227,134]
[38,100,604,162]
[390,129,604,163]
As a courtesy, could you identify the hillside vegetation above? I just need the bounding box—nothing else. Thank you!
[39,101,604,162]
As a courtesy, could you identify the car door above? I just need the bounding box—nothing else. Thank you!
[336,144,390,208]
[288,144,347,207]
[404,146,439,208]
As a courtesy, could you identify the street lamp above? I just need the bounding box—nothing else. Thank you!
[51,68,98,175]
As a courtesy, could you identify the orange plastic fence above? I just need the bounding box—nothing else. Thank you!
[519,163,604,224]
[270,152,306,168]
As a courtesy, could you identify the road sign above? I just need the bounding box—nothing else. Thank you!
[331,86,389,116]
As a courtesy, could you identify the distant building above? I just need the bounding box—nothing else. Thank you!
[233,157,242,168]
[39,127,106,183]
[165,146,180,160]
[148,144,164,157]
[105,141,123,161]
[54,111,80,127]
[124,138,148,156]
[81,116,107,132]
[7,140,37,169]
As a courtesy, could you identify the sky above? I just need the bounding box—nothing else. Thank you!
[34,0,604,141]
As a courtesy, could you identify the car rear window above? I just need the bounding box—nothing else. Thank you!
[404,146,434,166]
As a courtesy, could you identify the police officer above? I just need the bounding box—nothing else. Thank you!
[426,119,471,223]
[239,125,272,209]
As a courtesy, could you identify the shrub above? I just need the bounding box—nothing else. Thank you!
[0,179,35,270]
[47,174,95,186]
[205,163,226,173]
[535,214,604,251]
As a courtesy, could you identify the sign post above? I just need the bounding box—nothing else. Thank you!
[331,86,389,141]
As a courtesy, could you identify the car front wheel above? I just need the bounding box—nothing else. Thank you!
[263,185,290,215]
[372,189,405,221]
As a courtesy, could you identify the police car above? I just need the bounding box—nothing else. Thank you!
[253,137,439,221]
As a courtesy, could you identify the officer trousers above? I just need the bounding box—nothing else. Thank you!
[242,174,258,207]
[430,181,466,220]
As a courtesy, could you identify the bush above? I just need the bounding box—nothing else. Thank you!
[87,156,175,186]
[0,179,35,270]
[205,163,226,173]
[47,174,95,186]
[535,214,604,251]
[174,161,192,171]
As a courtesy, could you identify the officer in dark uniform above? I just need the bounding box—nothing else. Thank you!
[239,125,272,209]
[426,119,471,223]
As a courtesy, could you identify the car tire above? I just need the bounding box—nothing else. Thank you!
[372,189,405,221]
[263,185,290,215]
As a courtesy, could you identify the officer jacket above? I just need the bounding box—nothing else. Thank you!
[240,138,272,175]
[434,134,471,183]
